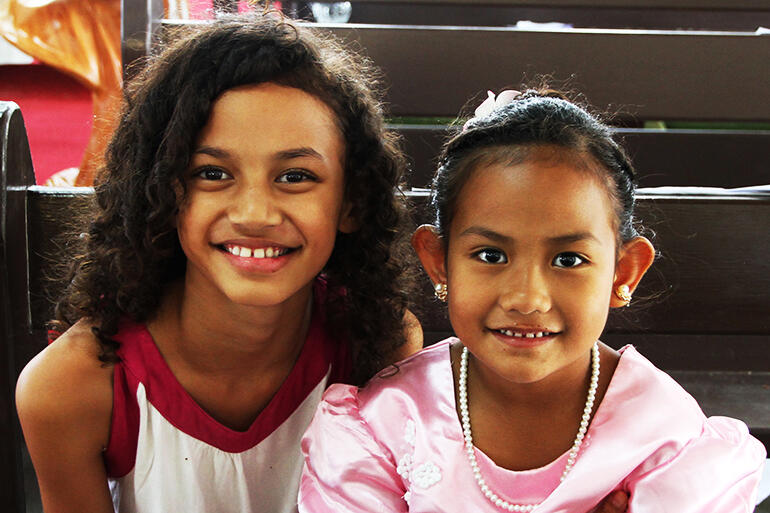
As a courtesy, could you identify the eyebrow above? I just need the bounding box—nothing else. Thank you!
[547,232,600,245]
[274,147,324,161]
[192,146,324,161]
[459,226,599,245]
[458,226,513,244]
[193,146,230,159]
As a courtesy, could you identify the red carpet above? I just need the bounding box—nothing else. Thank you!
[0,63,92,184]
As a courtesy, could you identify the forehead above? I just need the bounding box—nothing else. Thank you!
[450,156,617,244]
[198,83,344,158]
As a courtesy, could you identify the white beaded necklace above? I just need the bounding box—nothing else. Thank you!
[458,343,600,512]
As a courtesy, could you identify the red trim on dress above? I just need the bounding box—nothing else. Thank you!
[103,279,348,477]
[103,363,141,478]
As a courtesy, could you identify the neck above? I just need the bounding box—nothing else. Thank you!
[470,350,593,411]
[150,276,314,380]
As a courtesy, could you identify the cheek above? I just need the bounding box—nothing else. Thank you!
[299,192,346,237]
[564,278,612,332]
[174,199,210,250]
[446,262,493,324]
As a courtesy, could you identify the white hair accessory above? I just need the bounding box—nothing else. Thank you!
[463,89,521,130]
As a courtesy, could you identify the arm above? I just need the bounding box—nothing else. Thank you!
[624,417,766,512]
[16,322,115,513]
[299,384,408,512]
[596,491,629,513]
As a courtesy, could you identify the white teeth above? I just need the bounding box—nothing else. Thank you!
[226,245,286,259]
[498,329,551,338]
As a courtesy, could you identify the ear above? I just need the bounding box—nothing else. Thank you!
[610,236,656,308]
[411,225,447,286]
[337,200,359,234]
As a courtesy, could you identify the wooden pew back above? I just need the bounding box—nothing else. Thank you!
[1,101,37,513]
[139,2,770,189]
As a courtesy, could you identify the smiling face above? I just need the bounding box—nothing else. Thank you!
[176,83,355,308]
[424,150,623,386]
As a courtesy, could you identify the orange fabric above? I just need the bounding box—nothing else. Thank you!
[0,0,122,185]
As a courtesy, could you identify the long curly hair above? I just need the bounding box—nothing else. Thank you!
[53,13,415,385]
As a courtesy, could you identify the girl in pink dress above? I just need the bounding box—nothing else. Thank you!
[299,89,766,512]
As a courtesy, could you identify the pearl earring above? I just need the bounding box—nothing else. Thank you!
[615,284,632,304]
[434,282,448,302]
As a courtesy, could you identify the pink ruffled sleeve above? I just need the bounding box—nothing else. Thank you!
[299,383,408,513]
[626,416,766,512]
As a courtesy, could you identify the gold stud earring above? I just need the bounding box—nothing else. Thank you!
[615,284,632,304]
[434,282,448,302]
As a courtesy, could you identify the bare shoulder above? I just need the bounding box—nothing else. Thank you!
[390,309,424,362]
[598,341,621,369]
[15,319,116,512]
[16,319,113,443]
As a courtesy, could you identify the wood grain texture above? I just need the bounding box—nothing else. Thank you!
[321,25,770,121]
[397,126,770,189]
[0,101,35,513]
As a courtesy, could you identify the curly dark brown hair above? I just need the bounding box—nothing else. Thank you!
[53,12,416,385]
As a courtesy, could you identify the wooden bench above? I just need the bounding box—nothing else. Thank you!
[132,0,770,190]
[0,102,93,512]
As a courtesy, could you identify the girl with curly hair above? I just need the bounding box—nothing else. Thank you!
[299,90,765,512]
[15,13,421,513]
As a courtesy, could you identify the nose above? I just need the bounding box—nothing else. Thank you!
[497,265,552,315]
[227,182,283,230]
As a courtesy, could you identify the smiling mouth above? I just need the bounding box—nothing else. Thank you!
[221,244,296,259]
[493,328,557,338]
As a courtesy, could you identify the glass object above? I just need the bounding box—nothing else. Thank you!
[310,2,351,23]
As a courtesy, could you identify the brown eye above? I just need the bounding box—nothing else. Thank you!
[553,253,585,268]
[475,248,507,264]
[195,166,231,181]
[276,169,316,184]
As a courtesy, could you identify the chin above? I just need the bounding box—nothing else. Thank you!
[225,287,295,308]
[504,370,551,385]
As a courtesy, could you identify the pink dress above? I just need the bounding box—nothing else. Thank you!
[299,339,766,512]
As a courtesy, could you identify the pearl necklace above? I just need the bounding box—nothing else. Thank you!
[458,343,600,512]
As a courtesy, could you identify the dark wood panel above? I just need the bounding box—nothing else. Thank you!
[619,130,770,188]
[397,126,770,188]
[0,101,34,513]
[348,3,770,31]
[630,195,770,334]
[349,0,769,8]
[601,334,770,373]
[23,188,93,371]
[668,370,770,449]
[324,25,770,121]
